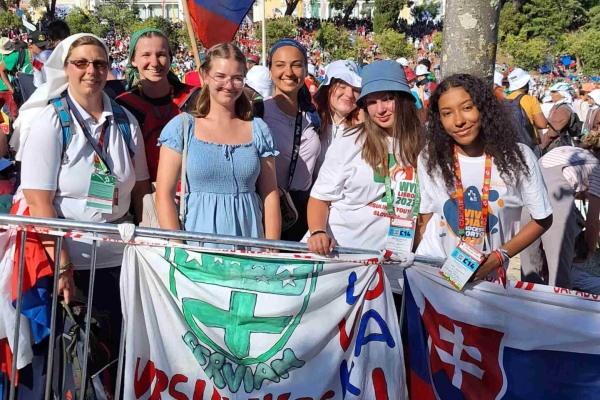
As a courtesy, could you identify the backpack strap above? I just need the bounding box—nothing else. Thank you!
[109,98,134,157]
[50,97,73,151]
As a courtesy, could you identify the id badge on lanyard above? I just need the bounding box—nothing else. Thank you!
[385,163,420,254]
[440,148,493,290]
[84,120,117,213]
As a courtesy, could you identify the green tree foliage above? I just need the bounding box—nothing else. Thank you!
[65,8,108,37]
[96,3,138,36]
[432,30,442,53]
[315,21,362,60]
[375,28,413,59]
[254,16,297,52]
[499,0,587,41]
[499,33,550,70]
[130,16,190,51]
[559,30,600,74]
[373,0,404,34]
[329,0,371,24]
[0,10,21,31]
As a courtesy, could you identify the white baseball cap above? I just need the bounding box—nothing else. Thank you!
[494,71,504,87]
[314,60,362,103]
[587,89,600,105]
[396,57,409,67]
[507,68,531,92]
[415,64,429,76]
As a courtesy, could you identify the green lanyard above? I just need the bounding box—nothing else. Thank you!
[384,159,420,219]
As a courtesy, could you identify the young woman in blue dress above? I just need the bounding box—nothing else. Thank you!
[155,43,281,246]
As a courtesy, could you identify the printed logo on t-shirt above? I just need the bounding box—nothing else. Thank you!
[371,154,417,218]
[440,185,503,247]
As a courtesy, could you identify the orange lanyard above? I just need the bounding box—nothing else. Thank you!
[453,146,492,241]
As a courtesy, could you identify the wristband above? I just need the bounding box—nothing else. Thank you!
[310,229,327,237]
[492,250,504,266]
[498,248,511,262]
[59,261,74,275]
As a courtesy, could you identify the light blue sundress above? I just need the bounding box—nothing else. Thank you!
[158,113,279,248]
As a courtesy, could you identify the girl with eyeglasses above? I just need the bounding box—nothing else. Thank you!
[116,29,200,182]
[155,43,280,247]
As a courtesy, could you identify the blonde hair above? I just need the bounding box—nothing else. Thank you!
[63,36,107,67]
[191,43,253,121]
[581,130,600,150]
[356,92,423,174]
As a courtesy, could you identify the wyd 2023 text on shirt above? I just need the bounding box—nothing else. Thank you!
[416,144,553,259]
[310,132,418,251]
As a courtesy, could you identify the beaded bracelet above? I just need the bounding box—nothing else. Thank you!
[59,261,74,275]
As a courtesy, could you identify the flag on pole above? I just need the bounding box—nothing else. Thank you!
[186,0,256,48]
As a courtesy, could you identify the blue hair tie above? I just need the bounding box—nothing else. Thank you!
[268,38,307,67]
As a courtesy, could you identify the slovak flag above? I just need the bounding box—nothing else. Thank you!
[186,0,255,48]
[403,264,600,399]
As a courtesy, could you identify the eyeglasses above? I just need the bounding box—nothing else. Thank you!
[207,73,246,89]
[68,60,109,71]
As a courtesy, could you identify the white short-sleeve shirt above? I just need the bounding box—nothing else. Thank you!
[20,90,149,269]
[416,144,553,258]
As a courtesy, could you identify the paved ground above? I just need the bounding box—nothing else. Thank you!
[508,254,521,281]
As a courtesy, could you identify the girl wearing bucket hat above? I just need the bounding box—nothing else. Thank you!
[263,38,321,241]
[307,60,423,255]
[313,59,362,173]
[415,74,552,283]
[116,29,200,182]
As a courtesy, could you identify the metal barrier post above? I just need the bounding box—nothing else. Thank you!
[114,318,126,400]
[44,236,64,400]
[8,231,27,400]
[79,239,98,400]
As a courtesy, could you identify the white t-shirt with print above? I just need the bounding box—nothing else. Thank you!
[20,90,150,269]
[310,131,419,251]
[416,144,553,258]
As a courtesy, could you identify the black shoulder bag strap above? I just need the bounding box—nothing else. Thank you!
[65,93,112,175]
[286,108,303,190]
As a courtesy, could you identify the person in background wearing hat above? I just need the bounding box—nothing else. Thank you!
[264,38,320,241]
[582,89,600,135]
[307,60,423,255]
[246,53,259,71]
[244,64,273,117]
[506,68,548,142]
[414,64,434,106]
[28,30,51,87]
[541,82,575,151]
[521,129,600,290]
[397,58,423,111]
[416,74,552,282]
[116,28,200,182]
[494,71,505,100]
[574,82,596,124]
[313,59,361,175]
[0,36,31,120]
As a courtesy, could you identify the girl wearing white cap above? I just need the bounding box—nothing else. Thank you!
[313,60,362,174]
[307,60,423,255]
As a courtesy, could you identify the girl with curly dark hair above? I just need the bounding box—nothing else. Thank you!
[415,74,553,282]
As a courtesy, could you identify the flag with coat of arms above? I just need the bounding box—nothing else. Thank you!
[403,263,600,399]
[121,245,406,399]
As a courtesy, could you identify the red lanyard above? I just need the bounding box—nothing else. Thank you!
[453,146,492,240]
[92,120,110,171]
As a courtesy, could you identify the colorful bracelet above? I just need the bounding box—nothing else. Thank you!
[310,229,327,237]
[492,250,504,266]
[59,261,74,275]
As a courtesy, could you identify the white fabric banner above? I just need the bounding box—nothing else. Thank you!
[121,246,406,400]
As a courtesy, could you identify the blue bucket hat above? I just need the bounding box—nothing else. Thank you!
[357,60,414,107]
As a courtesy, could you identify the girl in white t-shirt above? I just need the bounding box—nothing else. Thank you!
[416,74,553,281]
[307,60,423,255]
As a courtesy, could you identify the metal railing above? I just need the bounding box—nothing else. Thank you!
[2,214,434,400]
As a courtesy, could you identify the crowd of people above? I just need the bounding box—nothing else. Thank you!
[0,14,599,398]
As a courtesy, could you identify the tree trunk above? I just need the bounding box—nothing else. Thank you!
[49,0,57,20]
[343,1,358,24]
[285,0,300,16]
[440,0,501,80]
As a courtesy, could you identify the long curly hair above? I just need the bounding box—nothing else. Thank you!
[424,74,529,194]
